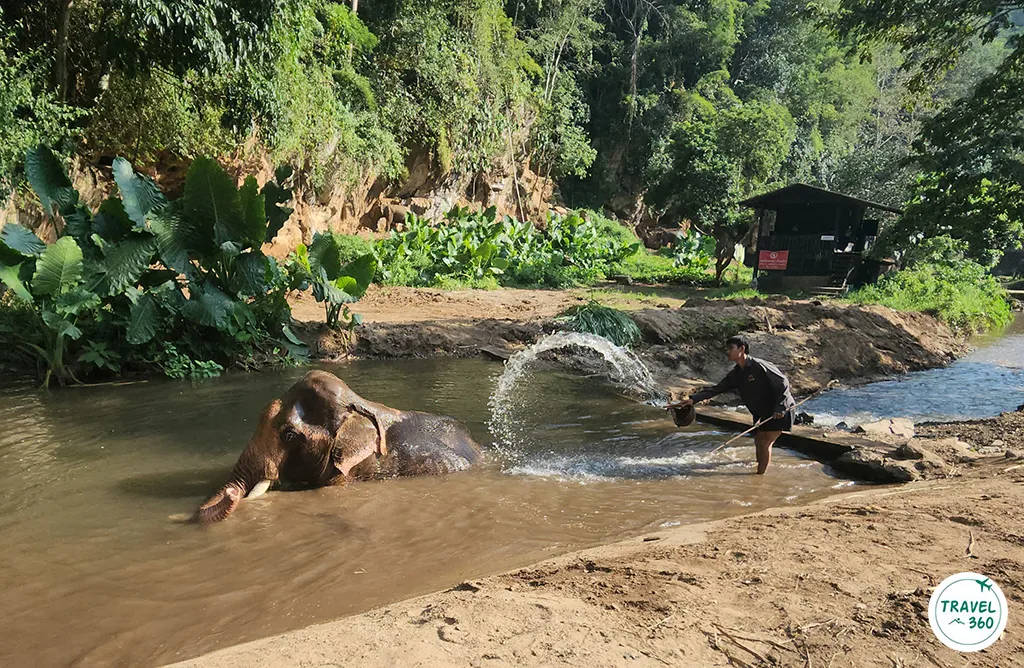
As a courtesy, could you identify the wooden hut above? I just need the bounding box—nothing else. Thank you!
[738,183,903,294]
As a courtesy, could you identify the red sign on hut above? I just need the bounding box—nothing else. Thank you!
[758,250,789,270]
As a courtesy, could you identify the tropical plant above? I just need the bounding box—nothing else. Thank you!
[553,300,642,348]
[286,231,376,329]
[374,205,641,288]
[0,144,307,385]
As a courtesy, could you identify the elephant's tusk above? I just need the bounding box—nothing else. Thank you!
[246,479,272,499]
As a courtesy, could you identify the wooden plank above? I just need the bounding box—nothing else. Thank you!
[694,407,873,462]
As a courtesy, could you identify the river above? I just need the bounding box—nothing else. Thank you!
[0,357,844,666]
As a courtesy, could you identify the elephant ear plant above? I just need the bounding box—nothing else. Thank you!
[286,231,376,331]
[0,145,319,386]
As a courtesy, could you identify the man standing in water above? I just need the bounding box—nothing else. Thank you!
[669,336,796,474]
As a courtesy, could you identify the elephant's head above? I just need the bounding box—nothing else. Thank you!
[195,372,387,523]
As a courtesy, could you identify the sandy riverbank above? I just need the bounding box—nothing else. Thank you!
[291,286,965,399]
[170,408,1024,668]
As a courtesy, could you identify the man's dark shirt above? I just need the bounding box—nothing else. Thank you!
[689,356,796,421]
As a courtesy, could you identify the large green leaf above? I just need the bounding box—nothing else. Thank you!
[1,223,46,258]
[0,262,32,302]
[55,287,101,316]
[126,293,160,344]
[280,323,310,361]
[313,273,358,305]
[42,310,82,340]
[25,145,78,216]
[338,253,376,298]
[333,276,360,300]
[219,241,242,260]
[183,156,243,249]
[32,236,83,296]
[0,241,22,267]
[95,234,159,295]
[308,232,344,280]
[138,269,178,290]
[261,179,293,243]
[63,205,97,254]
[181,286,235,330]
[149,206,200,277]
[93,198,134,243]
[238,176,267,247]
[112,158,166,228]
[233,251,270,296]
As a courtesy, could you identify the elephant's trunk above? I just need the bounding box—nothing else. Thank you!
[196,464,278,523]
[196,399,285,524]
[197,482,245,523]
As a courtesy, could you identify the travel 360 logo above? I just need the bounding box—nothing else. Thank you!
[929,572,1008,651]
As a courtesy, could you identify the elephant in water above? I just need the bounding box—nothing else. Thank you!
[196,370,482,523]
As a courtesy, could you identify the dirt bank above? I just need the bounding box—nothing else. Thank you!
[293,287,965,397]
[170,428,1024,668]
[918,410,1024,454]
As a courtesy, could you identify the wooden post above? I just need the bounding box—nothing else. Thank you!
[55,0,74,101]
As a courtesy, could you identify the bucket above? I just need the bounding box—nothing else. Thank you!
[671,404,696,427]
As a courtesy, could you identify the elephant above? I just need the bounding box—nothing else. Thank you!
[196,370,482,523]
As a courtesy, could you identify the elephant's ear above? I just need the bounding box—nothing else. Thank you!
[331,411,384,477]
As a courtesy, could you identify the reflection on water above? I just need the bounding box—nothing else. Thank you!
[803,315,1024,425]
[0,358,842,667]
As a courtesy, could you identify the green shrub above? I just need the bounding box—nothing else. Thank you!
[374,206,639,289]
[0,145,374,385]
[0,20,84,201]
[611,252,716,285]
[583,209,643,248]
[554,301,642,348]
[285,231,376,330]
[313,232,374,268]
[86,69,233,163]
[0,291,41,377]
[846,261,1011,334]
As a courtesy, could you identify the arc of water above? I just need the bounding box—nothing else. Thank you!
[487,332,667,457]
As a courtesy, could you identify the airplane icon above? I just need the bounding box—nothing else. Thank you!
[976,578,993,593]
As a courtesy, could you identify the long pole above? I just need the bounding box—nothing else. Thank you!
[709,380,838,454]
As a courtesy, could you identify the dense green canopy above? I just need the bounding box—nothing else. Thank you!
[1,0,1020,265]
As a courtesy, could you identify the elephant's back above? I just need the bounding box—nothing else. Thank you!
[387,412,482,474]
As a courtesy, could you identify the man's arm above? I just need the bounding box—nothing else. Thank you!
[688,368,739,404]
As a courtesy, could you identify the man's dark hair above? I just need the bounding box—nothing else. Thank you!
[726,335,750,354]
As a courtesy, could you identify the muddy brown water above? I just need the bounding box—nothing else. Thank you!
[0,359,847,667]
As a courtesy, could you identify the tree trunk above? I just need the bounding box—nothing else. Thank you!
[628,31,640,125]
[348,0,359,61]
[55,0,74,101]
[715,251,731,283]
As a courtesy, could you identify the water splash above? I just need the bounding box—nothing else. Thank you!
[487,332,667,458]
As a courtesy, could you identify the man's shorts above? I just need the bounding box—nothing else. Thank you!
[754,411,794,433]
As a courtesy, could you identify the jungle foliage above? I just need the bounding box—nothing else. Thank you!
[371,206,716,288]
[0,145,374,384]
[846,236,1012,333]
[0,0,1019,272]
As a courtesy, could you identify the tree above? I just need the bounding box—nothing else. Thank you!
[645,88,795,281]
[828,0,1024,264]
[827,0,1022,92]
[882,46,1024,265]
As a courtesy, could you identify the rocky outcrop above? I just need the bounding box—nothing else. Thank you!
[854,418,916,439]
[7,144,559,259]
